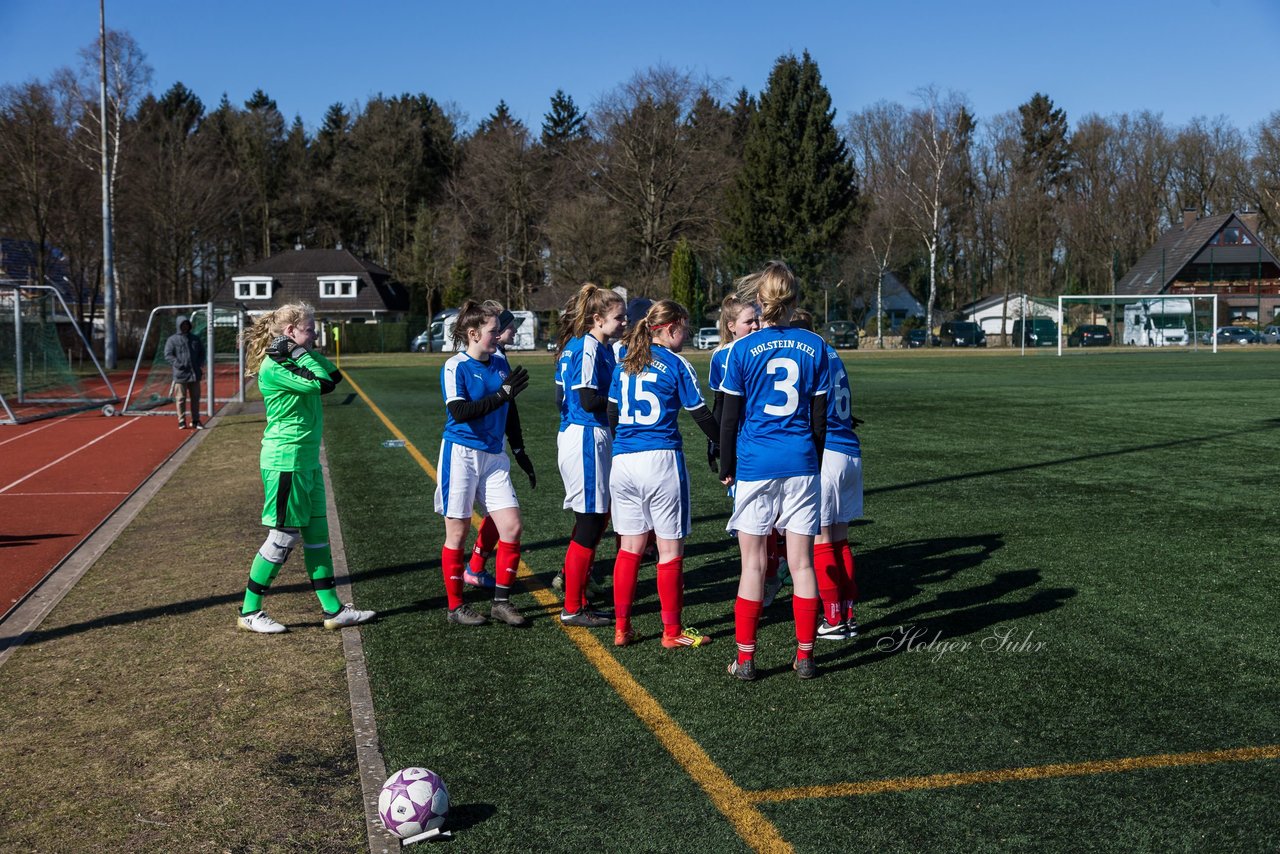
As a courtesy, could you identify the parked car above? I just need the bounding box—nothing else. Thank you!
[903,328,940,348]
[410,319,446,352]
[1260,324,1280,344]
[1196,329,1214,345]
[824,320,860,349]
[1217,326,1260,345]
[939,321,986,347]
[694,327,721,350]
[1067,324,1112,347]
[1010,317,1059,347]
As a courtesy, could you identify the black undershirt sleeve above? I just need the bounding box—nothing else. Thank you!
[447,394,506,423]
[577,386,608,413]
[688,404,719,442]
[607,401,619,437]
[718,394,742,480]
[811,393,827,459]
[504,398,526,449]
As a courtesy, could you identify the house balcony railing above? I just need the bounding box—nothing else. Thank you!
[1168,279,1280,296]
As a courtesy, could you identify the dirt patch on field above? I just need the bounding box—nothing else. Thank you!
[0,414,366,852]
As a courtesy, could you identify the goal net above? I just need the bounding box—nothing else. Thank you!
[0,282,118,424]
[119,303,246,416]
[1055,294,1220,355]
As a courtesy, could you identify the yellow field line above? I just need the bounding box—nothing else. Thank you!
[748,744,1280,803]
[343,371,794,853]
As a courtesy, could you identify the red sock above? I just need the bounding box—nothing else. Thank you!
[612,549,642,632]
[469,516,499,573]
[657,558,684,637]
[765,535,779,581]
[441,546,465,610]
[494,540,520,593]
[792,595,821,660]
[735,596,762,664]
[562,540,595,614]
[813,542,841,625]
[838,540,858,604]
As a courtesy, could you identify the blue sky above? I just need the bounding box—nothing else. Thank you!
[3,0,1278,134]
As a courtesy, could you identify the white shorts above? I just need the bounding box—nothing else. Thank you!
[820,450,863,527]
[610,449,691,540]
[558,423,612,514]
[434,440,519,519]
[727,475,820,537]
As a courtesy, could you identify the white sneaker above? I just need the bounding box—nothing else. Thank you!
[323,603,376,630]
[237,610,286,634]
[817,618,849,641]
[762,576,784,608]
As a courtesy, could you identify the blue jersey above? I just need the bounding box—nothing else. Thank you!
[823,346,861,458]
[608,346,705,455]
[708,345,730,393]
[721,326,830,481]
[441,351,511,454]
[556,334,614,430]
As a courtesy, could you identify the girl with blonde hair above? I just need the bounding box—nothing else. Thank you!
[606,300,719,648]
[236,304,375,634]
[553,282,626,627]
[717,262,830,680]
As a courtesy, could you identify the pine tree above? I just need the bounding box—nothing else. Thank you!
[723,52,857,290]
[541,89,587,150]
[669,237,704,322]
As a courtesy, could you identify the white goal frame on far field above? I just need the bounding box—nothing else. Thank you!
[1056,294,1219,356]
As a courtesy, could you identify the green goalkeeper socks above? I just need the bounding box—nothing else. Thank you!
[241,555,282,614]
[305,545,343,614]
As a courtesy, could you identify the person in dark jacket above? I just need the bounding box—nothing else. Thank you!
[164,315,205,429]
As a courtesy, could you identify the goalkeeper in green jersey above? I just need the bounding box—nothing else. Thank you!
[236,303,375,634]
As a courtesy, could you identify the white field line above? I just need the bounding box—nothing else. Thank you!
[0,419,137,494]
[0,420,60,448]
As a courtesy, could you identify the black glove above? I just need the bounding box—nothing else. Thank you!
[266,335,307,362]
[851,416,865,429]
[497,365,529,401]
[707,439,719,472]
[512,447,536,489]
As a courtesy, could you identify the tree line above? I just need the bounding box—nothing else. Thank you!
[3,30,1279,344]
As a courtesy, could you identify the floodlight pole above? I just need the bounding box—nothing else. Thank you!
[99,0,117,369]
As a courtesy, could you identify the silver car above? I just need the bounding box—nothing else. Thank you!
[1261,325,1280,344]
[695,327,720,350]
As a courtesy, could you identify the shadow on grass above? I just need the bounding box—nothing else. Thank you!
[867,418,1280,497]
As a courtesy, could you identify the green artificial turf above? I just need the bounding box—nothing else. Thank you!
[323,349,1279,852]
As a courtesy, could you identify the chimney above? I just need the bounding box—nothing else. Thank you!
[1182,208,1198,230]
[1239,210,1260,235]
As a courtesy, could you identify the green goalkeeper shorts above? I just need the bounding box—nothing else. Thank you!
[260,468,326,529]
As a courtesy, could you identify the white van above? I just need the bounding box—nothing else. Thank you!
[414,309,538,352]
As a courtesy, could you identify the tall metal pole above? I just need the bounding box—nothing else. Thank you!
[99,0,117,368]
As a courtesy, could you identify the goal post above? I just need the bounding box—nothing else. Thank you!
[119,303,246,416]
[0,281,119,424]
[1056,294,1219,355]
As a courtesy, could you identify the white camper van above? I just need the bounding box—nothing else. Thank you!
[1123,299,1192,346]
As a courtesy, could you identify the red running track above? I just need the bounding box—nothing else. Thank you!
[0,411,200,618]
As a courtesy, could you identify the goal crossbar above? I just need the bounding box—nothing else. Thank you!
[1056,294,1219,355]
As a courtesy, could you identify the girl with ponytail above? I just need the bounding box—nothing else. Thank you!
[606,300,719,648]
[552,283,627,627]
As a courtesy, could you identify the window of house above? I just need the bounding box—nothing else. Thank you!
[234,277,273,299]
[318,276,357,298]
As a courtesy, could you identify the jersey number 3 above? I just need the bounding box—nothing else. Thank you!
[618,372,660,426]
[763,357,800,417]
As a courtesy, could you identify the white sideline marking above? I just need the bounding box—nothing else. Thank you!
[0,419,136,494]
[0,420,59,448]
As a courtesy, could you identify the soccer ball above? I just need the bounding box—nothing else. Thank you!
[378,767,449,840]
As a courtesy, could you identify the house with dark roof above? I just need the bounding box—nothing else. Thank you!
[213,246,409,320]
[853,272,926,331]
[1115,211,1280,323]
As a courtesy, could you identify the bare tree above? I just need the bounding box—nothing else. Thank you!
[898,87,972,340]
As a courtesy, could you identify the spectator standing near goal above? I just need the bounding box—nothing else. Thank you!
[236,303,376,634]
[718,262,829,680]
[164,315,204,430]
[553,283,626,627]
[436,300,532,627]
[606,300,718,649]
